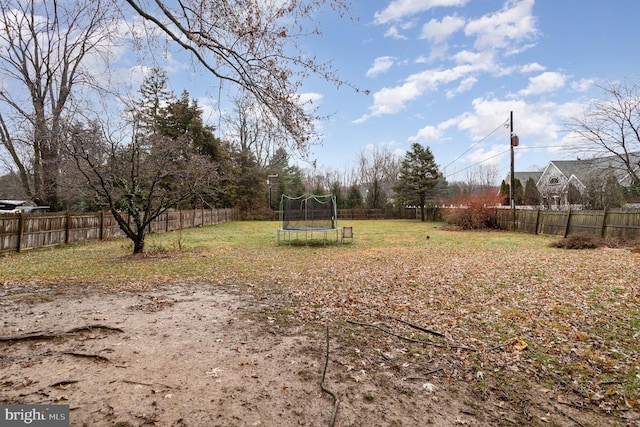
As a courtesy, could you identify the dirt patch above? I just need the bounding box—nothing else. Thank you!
[1,283,635,426]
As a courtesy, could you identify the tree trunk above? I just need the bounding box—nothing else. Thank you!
[133,234,145,254]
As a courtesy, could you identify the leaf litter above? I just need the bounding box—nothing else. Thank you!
[0,221,638,426]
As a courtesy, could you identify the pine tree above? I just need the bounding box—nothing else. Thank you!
[523,177,542,206]
[583,176,603,210]
[603,174,625,209]
[499,180,510,205]
[513,178,524,205]
[393,143,441,221]
[346,184,363,209]
[567,183,582,205]
[136,68,174,132]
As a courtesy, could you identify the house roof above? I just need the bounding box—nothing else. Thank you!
[548,152,640,187]
[504,171,543,185]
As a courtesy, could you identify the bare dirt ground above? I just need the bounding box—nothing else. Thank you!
[1,282,636,426]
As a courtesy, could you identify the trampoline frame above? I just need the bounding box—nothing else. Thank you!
[278,194,341,245]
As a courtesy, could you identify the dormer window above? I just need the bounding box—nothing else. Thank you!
[549,177,559,185]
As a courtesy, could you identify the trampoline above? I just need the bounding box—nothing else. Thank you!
[277,194,341,245]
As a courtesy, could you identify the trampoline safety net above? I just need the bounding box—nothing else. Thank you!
[280,194,337,230]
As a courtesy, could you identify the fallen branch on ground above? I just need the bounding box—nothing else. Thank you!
[0,324,123,342]
[393,318,444,337]
[62,352,110,362]
[321,324,339,427]
[50,380,80,388]
[346,319,476,352]
[65,325,124,334]
[121,379,176,389]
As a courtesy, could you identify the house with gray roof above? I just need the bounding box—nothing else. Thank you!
[535,152,640,208]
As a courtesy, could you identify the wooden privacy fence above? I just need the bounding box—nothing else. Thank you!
[0,208,238,253]
[495,208,640,239]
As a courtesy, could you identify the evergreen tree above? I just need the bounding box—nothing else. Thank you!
[365,177,386,209]
[393,143,441,221]
[513,178,524,205]
[330,181,344,208]
[346,184,363,209]
[228,148,264,212]
[136,68,174,132]
[312,182,324,196]
[499,180,510,205]
[279,164,306,198]
[523,177,542,206]
[583,175,603,210]
[603,174,625,209]
[567,183,582,205]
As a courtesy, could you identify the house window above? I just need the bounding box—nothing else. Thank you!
[549,177,559,185]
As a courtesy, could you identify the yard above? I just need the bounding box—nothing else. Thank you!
[1,220,638,426]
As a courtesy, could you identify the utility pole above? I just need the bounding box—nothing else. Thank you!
[510,111,515,209]
[509,111,519,230]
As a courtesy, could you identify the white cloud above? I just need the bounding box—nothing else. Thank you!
[571,78,595,92]
[464,0,537,52]
[420,15,465,43]
[519,71,566,96]
[446,76,477,98]
[356,57,498,122]
[374,0,470,24]
[456,97,579,151]
[298,92,324,112]
[366,56,396,77]
[409,117,457,143]
[409,125,442,143]
[520,62,546,74]
[384,25,408,39]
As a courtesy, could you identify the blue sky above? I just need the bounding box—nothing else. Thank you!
[259,0,640,182]
[4,0,637,185]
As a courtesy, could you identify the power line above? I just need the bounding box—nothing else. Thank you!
[445,144,571,181]
[446,148,511,180]
[443,119,509,171]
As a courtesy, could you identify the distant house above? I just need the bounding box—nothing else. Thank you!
[510,171,543,187]
[0,200,50,214]
[509,152,640,208]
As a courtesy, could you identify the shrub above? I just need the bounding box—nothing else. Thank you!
[440,190,502,230]
[551,233,600,249]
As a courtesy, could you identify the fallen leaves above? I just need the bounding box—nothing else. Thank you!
[1,220,638,420]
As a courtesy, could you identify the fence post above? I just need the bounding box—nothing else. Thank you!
[600,208,608,238]
[17,212,24,253]
[65,211,71,244]
[563,208,572,238]
[99,211,104,240]
[534,209,541,235]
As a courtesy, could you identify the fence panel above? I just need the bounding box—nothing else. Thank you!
[567,210,604,236]
[68,213,102,243]
[537,211,569,236]
[515,210,539,234]
[604,209,640,239]
[0,215,20,253]
[0,208,238,254]
[489,208,640,239]
[20,213,66,250]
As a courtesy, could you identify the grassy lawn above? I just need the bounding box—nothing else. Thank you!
[1,219,639,416]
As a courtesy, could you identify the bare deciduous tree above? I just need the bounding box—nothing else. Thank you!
[65,120,220,254]
[225,93,280,169]
[0,0,116,208]
[568,79,640,192]
[357,144,401,208]
[122,0,358,157]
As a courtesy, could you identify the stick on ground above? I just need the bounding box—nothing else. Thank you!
[321,324,339,427]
